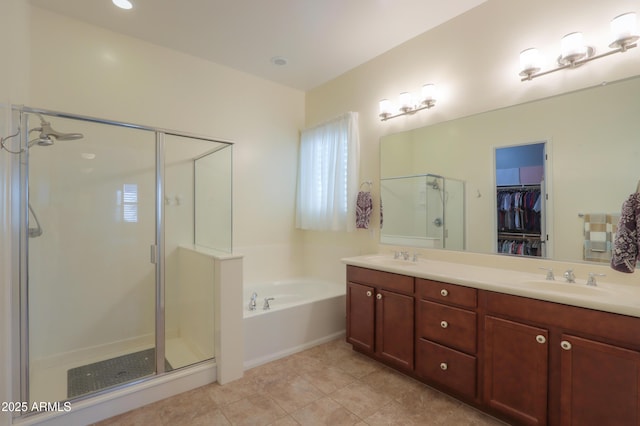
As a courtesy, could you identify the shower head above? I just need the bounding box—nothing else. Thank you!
[28,116,84,147]
[38,121,84,141]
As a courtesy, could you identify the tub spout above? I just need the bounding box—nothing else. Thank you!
[263,297,275,310]
[249,292,258,311]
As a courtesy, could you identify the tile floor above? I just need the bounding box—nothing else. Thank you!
[95,339,505,425]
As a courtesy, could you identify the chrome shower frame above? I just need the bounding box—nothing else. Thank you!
[11,105,233,413]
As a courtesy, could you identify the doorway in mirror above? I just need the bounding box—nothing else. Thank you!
[495,142,547,257]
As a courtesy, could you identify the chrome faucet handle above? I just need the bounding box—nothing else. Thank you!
[249,292,258,310]
[393,251,401,259]
[563,269,576,283]
[539,267,555,281]
[412,252,420,262]
[587,273,605,287]
[263,297,275,310]
[401,251,410,261]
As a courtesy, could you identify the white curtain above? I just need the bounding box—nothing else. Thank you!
[296,112,360,231]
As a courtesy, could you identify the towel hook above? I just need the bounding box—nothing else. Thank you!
[360,180,372,191]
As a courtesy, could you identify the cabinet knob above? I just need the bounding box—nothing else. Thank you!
[440,289,449,297]
[440,321,449,329]
[376,293,382,300]
[561,340,572,351]
[366,291,372,297]
[535,335,546,344]
[440,362,448,371]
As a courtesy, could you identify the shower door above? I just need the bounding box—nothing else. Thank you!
[23,112,158,403]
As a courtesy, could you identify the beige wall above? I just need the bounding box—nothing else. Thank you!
[27,7,306,284]
[305,0,640,280]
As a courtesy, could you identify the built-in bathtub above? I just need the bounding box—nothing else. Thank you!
[243,278,346,369]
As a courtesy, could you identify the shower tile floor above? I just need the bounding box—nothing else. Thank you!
[94,339,506,425]
[30,337,203,403]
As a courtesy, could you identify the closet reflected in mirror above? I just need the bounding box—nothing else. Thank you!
[495,142,547,257]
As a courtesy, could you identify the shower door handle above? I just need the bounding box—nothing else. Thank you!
[150,244,157,264]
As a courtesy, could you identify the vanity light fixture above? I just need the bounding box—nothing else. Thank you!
[519,12,638,81]
[379,84,437,121]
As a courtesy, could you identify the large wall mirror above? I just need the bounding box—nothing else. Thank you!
[380,75,640,264]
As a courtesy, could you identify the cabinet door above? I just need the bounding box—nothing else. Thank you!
[376,289,414,370]
[346,282,375,353]
[484,316,548,426]
[560,334,640,426]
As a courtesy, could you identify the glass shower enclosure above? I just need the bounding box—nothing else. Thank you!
[10,107,232,410]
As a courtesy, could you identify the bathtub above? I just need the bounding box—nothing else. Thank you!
[243,278,346,369]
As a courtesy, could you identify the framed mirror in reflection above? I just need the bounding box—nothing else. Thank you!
[380,75,640,264]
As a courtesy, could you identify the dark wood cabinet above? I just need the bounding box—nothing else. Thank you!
[376,289,414,369]
[346,266,414,370]
[415,278,478,399]
[559,334,640,426]
[484,316,549,425]
[345,265,640,426]
[346,281,375,353]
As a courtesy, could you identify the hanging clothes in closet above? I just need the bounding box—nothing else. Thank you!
[497,187,542,233]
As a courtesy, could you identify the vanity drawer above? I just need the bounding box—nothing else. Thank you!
[416,338,477,400]
[417,300,477,354]
[416,278,477,308]
[347,266,414,295]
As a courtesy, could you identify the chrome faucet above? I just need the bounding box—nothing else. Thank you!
[587,273,606,287]
[263,297,275,310]
[249,292,258,311]
[563,269,576,283]
[539,267,555,281]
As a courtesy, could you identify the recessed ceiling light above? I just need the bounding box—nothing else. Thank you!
[112,0,133,10]
[271,56,288,66]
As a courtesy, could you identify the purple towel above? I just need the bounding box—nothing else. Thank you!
[611,192,640,273]
[356,191,373,229]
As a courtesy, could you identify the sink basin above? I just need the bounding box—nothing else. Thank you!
[522,280,615,296]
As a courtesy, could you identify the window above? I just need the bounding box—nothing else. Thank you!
[116,183,138,223]
[296,112,359,231]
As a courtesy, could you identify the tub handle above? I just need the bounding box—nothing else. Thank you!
[263,297,275,310]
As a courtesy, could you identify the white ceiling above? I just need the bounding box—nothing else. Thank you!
[28,0,486,91]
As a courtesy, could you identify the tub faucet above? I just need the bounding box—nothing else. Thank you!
[249,292,258,311]
[587,272,605,287]
[263,297,275,310]
[563,269,576,283]
[539,267,555,280]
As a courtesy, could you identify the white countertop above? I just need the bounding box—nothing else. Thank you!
[342,254,640,318]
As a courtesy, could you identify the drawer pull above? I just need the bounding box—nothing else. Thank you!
[440,321,449,329]
[440,289,449,297]
[376,293,382,300]
[561,340,572,351]
[440,362,448,371]
[366,291,372,297]
[536,335,546,344]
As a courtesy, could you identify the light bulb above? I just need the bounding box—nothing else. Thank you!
[610,12,638,48]
[399,92,412,112]
[378,99,392,118]
[421,84,437,104]
[112,0,133,10]
[560,32,587,63]
[519,48,541,76]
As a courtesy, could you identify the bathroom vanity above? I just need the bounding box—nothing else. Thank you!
[343,256,640,426]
